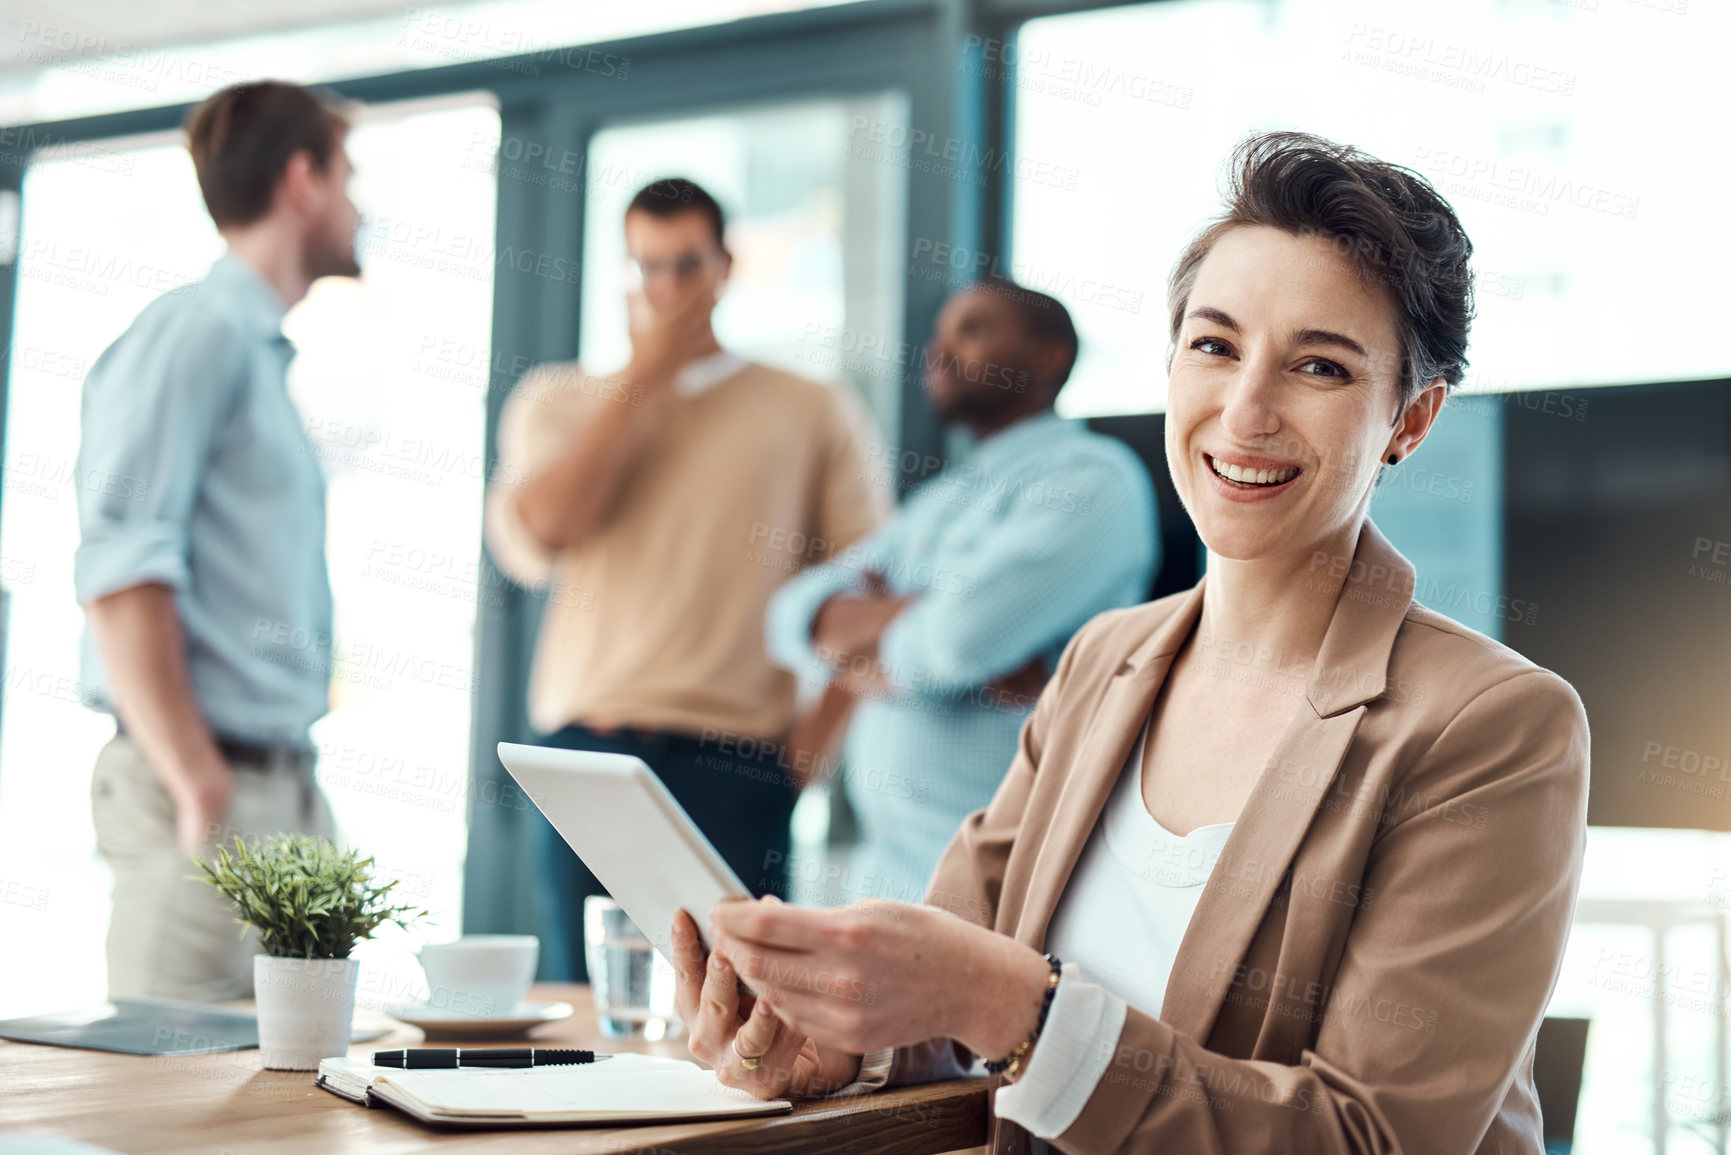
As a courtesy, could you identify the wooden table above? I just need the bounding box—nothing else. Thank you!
[0,984,988,1154]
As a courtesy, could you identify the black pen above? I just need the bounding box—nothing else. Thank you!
[372,1048,610,1069]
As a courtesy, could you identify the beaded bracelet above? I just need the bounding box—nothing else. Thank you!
[984,953,1062,1080]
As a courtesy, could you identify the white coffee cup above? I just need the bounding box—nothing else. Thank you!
[417,935,539,1017]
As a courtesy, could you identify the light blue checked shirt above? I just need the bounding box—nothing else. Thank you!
[74,252,333,750]
[766,409,1158,902]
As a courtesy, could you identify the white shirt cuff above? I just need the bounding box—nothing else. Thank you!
[824,1046,896,1098]
[992,961,1127,1140]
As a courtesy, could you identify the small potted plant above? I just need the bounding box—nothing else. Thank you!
[198,834,425,1070]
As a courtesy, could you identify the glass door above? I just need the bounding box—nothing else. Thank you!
[0,93,500,1015]
[573,93,911,911]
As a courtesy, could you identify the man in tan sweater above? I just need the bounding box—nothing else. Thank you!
[484,177,888,979]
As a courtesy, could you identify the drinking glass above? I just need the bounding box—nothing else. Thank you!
[583,896,682,1040]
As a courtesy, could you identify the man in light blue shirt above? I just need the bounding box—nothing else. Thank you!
[75,81,360,1000]
[767,279,1158,902]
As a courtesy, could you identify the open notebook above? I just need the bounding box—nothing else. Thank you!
[316,1053,793,1128]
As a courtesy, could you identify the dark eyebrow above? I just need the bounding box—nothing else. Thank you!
[1186,307,1368,360]
[1288,327,1368,359]
[1186,306,1239,332]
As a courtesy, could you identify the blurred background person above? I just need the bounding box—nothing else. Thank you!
[766,279,1159,903]
[483,177,889,979]
[73,80,360,1001]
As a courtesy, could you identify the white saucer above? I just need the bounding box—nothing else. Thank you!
[381,1000,574,1039]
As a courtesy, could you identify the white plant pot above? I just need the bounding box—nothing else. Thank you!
[253,954,359,1070]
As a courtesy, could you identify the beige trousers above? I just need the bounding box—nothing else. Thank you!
[90,735,335,1002]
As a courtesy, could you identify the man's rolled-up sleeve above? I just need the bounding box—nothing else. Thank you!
[764,558,868,687]
[876,454,1154,701]
[73,313,242,605]
[764,515,912,687]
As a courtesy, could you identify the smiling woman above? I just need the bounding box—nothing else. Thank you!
[1158,135,1461,602]
[670,131,1590,1155]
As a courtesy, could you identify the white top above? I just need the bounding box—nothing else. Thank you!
[674,350,747,397]
[994,713,1235,1142]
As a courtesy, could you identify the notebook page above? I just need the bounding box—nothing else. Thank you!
[316,1056,382,1099]
[377,1057,789,1120]
[317,1053,688,1102]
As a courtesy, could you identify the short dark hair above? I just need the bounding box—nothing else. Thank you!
[626,177,727,248]
[975,275,1081,393]
[185,81,349,229]
[1166,130,1475,421]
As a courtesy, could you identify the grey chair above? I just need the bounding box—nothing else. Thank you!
[1536,1016,1591,1155]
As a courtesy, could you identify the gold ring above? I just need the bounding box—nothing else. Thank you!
[733,1039,764,1070]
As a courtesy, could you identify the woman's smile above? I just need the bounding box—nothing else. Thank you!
[1201,450,1303,502]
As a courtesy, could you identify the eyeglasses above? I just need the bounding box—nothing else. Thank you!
[625,247,723,286]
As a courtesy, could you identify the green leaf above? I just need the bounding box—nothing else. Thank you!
[193,833,426,958]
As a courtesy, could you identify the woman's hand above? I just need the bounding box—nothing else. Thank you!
[669,907,863,1099]
[707,897,1052,1063]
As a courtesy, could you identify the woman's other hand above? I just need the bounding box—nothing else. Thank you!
[670,906,863,1099]
[708,897,1051,1063]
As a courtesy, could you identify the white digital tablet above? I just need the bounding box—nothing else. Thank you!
[496,742,751,957]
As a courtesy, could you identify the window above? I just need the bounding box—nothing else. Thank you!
[1011,0,1729,418]
[0,94,500,1015]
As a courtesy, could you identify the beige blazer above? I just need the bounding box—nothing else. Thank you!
[893,517,1591,1154]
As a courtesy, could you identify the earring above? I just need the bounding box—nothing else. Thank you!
[1386,453,1399,465]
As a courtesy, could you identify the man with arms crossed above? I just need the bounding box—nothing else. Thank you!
[76,81,359,1000]
[484,178,888,978]
[767,279,1159,903]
